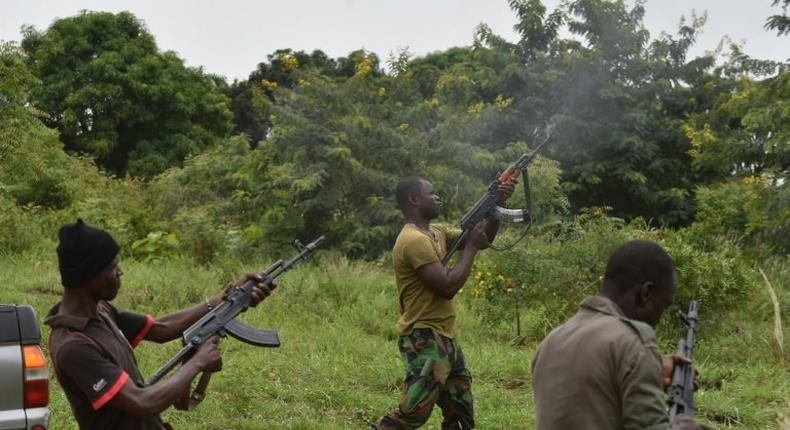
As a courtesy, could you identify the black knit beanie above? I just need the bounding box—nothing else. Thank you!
[56,219,120,288]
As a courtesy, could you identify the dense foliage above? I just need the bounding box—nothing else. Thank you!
[20,11,233,176]
[3,1,786,261]
[0,3,786,262]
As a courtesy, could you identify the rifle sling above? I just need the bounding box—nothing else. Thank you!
[175,371,212,411]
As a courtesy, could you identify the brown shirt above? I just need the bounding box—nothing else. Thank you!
[531,296,670,430]
[393,223,462,338]
[45,301,164,430]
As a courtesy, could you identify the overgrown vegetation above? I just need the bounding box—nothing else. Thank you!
[3,242,787,429]
[1,0,788,428]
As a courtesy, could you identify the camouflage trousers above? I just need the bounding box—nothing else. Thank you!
[374,328,474,430]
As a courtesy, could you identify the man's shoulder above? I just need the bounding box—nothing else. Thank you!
[588,310,658,351]
[430,224,449,235]
[617,316,658,347]
[593,309,655,341]
[50,328,104,364]
[394,225,431,250]
[545,308,656,354]
[396,224,422,239]
[430,223,459,239]
[579,297,658,347]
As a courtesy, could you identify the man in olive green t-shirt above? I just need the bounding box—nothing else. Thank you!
[373,176,515,430]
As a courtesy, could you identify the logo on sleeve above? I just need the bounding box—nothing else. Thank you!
[93,378,107,392]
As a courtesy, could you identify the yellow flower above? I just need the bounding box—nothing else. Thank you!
[742,175,767,185]
[683,123,716,159]
[466,101,485,114]
[436,74,450,91]
[277,52,299,72]
[378,87,387,97]
[495,94,513,109]
[355,56,373,77]
[261,79,278,92]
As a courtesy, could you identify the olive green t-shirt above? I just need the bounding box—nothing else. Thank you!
[393,223,462,338]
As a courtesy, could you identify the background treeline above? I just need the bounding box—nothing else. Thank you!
[2,1,789,427]
[1,0,787,262]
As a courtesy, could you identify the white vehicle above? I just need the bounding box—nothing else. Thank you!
[0,305,49,430]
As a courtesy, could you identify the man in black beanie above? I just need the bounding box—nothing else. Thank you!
[45,219,273,430]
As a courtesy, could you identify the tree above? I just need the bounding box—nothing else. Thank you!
[226,48,381,147]
[765,0,790,36]
[471,0,733,225]
[684,68,789,180]
[21,11,232,176]
[249,61,403,257]
[0,42,72,209]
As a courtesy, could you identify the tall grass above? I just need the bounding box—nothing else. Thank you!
[2,247,788,429]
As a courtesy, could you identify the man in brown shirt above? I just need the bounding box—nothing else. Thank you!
[531,240,708,430]
[374,176,515,430]
[45,219,272,429]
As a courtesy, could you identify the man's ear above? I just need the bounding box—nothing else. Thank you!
[407,193,419,206]
[636,281,654,306]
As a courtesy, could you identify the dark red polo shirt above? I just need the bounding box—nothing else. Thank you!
[45,301,166,430]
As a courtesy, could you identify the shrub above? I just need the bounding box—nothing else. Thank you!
[690,177,790,254]
[0,195,37,253]
[131,231,181,261]
[466,208,753,339]
[169,206,227,264]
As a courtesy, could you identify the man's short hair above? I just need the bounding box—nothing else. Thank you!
[395,176,424,211]
[603,240,676,294]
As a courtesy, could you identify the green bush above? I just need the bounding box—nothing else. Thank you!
[169,206,227,264]
[659,228,751,316]
[466,208,753,339]
[690,177,790,254]
[131,231,181,261]
[0,104,75,209]
[0,195,37,253]
[1,79,154,252]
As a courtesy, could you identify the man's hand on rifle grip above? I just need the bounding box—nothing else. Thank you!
[192,335,223,373]
[467,220,491,251]
[662,354,700,390]
[217,273,276,308]
[495,172,518,204]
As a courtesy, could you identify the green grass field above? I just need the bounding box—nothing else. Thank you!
[3,247,788,429]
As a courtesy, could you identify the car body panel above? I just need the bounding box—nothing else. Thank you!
[0,305,49,430]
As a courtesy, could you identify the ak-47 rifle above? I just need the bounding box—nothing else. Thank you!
[441,130,551,266]
[668,300,699,421]
[146,236,324,409]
